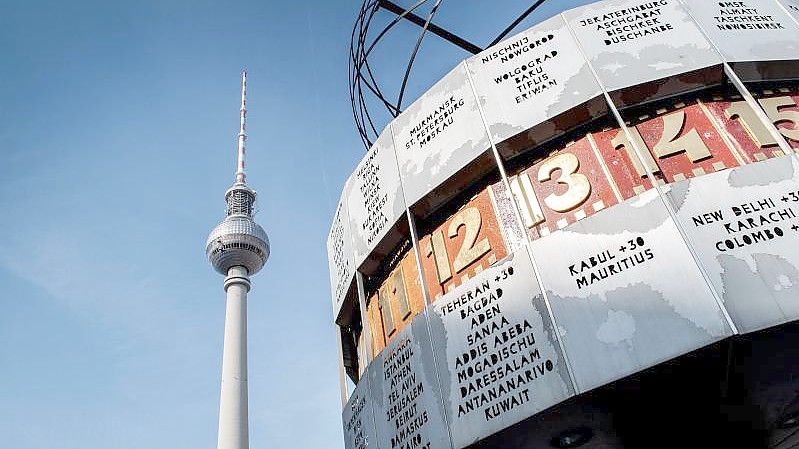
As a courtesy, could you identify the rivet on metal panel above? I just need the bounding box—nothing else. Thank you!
[592,200,605,212]
[673,173,687,182]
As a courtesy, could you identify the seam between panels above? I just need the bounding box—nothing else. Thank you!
[390,118,457,449]
[562,9,741,336]
[776,0,799,28]
[463,58,582,395]
[676,0,797,161]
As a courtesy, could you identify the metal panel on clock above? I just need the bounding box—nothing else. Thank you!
[564,0,721,97]
[328,183,356,321]
[682,0,799,64]
[425,251,575,449]
[343,373,382,449]
[465,14,604,148]
[368,315,452,449]
[530,189,734,393]
[666,155,799,333]
[391,62,491,208]
[346,128,406,268]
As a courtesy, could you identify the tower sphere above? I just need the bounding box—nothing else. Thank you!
[206,213,270,276]
[206,182,269,276]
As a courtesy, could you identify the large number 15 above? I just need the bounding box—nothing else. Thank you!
[725,96,799,147]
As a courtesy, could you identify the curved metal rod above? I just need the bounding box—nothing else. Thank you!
[350,1,399,144]
[349,1,380,146]
[356,5,401,114]
[353,1,412,115]
[487,0,547,47]
[396,0,443,111]
[362,0,431,63]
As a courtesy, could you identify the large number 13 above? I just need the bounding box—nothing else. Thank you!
[510,152,592,229]
[536,153,592,212]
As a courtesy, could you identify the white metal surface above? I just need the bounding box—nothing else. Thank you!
[466,14,604,149]
[217,266,251,449]
[563,0,720,94]
[390,62,491,209]
[327,187,356,321]
[682,0,799,65]
[346,128,406,268]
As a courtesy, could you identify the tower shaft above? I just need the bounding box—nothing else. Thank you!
[217,265,251,449]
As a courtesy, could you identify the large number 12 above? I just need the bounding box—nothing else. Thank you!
[426,207,491,285]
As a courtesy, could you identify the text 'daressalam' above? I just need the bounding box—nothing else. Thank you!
[439,264,557,422]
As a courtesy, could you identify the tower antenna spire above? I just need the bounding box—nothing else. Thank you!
[236,69,247,184]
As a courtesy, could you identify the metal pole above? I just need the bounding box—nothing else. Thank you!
[487,0,547,47]
[335,327,350,408]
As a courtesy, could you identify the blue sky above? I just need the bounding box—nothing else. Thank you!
[0,1,592,448]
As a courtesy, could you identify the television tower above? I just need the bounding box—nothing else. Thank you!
[206,70,270,449]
